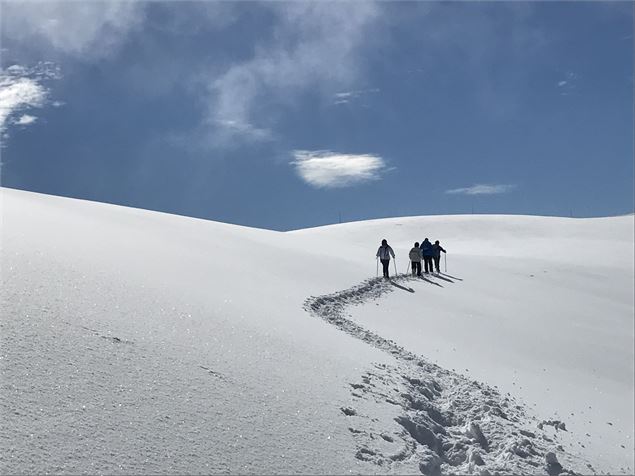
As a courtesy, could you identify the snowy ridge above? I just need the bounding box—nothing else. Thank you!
[304,274,590,475]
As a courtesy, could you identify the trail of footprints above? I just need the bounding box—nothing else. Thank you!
[304,275,586,475]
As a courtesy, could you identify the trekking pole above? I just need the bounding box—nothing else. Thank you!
[406,261,410,275]
[376,257,379,277]
[444,253,447,273]
[393,259,398,276]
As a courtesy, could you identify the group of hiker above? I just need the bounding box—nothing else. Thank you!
[375,238,446,279]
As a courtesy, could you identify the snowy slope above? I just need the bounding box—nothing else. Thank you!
[293,214,635,474]
[1,187,633,475]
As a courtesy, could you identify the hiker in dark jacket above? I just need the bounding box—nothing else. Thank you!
[376,239,395,279]
[420,238,434,274]
[432,240,446,273]
[409,242,422,277]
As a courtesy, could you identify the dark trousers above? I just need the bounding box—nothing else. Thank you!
[433,256,441,272]
[411,261,421,276]
[380,259,390,278]
[423,256,433,273]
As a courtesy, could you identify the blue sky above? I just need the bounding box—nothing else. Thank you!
[1,1,633,231]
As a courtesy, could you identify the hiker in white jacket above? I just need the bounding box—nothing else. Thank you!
[376,239,395,279]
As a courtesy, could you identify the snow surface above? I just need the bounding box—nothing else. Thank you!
[1,187,633,475]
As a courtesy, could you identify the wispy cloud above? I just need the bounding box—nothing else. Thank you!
[0,62,61,139]
[291,150,387,188]
[206,3,381,146]
[333,88,380,105]
[214,118,273,143]
[445,184,516,195]
[557,71,579,95]
[1,2,146,59]
[13,114,38,126]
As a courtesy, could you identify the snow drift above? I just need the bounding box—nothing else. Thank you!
[1,187,633,475]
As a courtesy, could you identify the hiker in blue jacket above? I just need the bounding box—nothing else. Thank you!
[432,240,446,273]
[420,238,434,274]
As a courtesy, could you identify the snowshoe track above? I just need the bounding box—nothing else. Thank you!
[304,275,589,475]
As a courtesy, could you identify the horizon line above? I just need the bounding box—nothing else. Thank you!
[2,185,633,234]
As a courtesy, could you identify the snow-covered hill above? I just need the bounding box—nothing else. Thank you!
[1,187,633,475]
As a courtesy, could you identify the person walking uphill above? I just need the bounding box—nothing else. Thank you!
[420,238,434,274]
[409,242,423,277]
[432,240,446,273]
[376,239,395,279]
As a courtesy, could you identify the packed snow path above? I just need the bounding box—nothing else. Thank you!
[304,274,597,475]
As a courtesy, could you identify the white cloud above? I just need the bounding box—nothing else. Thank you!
[291,150,387,188]
[0,77,45,131]
[0,62,60,138]
[206,3,381,146]
[445,184,516,195]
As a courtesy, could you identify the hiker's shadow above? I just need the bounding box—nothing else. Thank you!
[390,280,415,293]
[418,275,443,287]
[431,274,454,283]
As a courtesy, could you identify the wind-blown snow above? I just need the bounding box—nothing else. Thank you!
[1,187,633,475]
